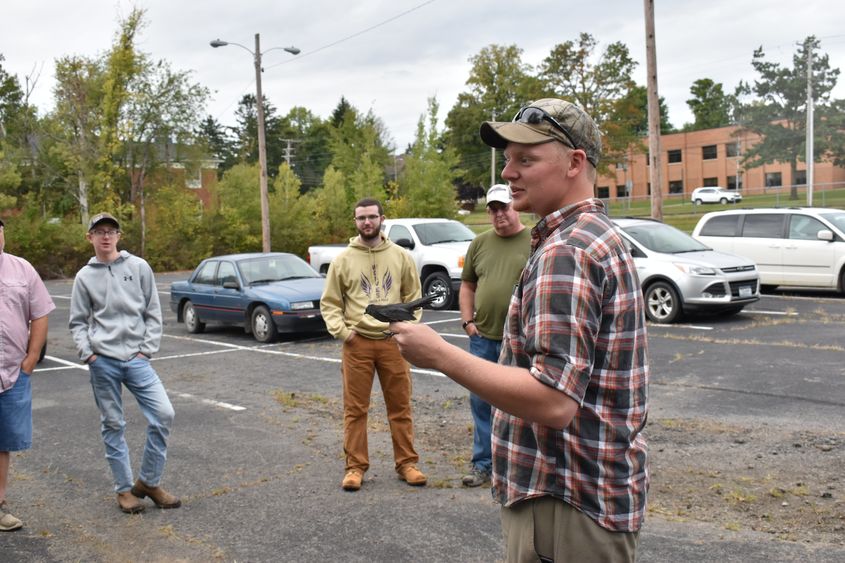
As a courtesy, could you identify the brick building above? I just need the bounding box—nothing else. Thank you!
[596,125,845,201]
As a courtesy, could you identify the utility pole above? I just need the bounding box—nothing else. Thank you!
[806,44,815,206]
[490,110,496,188]
[281,138,299,166]
[644,0,664,221]
[253,33,272,252]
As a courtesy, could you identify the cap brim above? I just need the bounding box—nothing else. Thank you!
[89,219,120,230]
[480,121,557,149]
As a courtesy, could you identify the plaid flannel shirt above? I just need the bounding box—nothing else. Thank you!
[491,198,649,532]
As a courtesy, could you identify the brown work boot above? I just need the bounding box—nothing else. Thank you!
[131,480,182,509]
[397,464,427,486]
[342,469,363,491]
[117,491,145,514]
[0,501,23,531]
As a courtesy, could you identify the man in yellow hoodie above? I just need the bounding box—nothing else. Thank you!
[320,198,427,492]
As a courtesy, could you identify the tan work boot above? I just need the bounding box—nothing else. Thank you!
[117,491,145,514]
[0,501,23,531]
[342,469,363,491]
[131,480,182,509]
[397,464,427,486]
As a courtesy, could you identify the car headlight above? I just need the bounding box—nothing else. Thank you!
[673,263,717,275]
[290,301,314,310]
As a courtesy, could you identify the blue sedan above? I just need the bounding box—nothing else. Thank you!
[170,253,327,342]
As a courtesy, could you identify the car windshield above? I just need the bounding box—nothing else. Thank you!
[412,221,475,245]
[238,255,320,285]
[819,211,845,233]
[621,222,710,254]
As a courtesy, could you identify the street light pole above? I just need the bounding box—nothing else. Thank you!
[210,35,300,253]
[253,33,271,252]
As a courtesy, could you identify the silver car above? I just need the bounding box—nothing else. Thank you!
[613,218,760,323]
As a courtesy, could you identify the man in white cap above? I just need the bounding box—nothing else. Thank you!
[458,184,530,487]
[390,99,649,562]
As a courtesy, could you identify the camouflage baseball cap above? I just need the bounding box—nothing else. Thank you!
[88,212,120,231]
[480,98,602,167]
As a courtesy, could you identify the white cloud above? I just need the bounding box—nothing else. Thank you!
[2,0,844,148]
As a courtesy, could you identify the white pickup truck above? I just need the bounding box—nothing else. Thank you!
[307,218,476,310]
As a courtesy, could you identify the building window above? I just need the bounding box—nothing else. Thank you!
[703,177,719,187]
[616,184,628,197]
[727,175,743,191]
[765,172,782,187]
[795,170,807,185]
[702,145,718,160]
[647,183,651,195]
[596,186,610,199]
[726,142,740,157]
[185,167,202,189]
[668,180,684,194]
[667,149,682,163]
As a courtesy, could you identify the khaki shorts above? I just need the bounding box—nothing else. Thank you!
[500,496,638,563]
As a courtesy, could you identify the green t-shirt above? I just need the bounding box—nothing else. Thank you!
[461,227,532,340]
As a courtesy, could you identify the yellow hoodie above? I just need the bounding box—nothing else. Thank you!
[320,233,422,341]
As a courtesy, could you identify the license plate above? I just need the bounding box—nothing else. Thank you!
[739,286,752,297]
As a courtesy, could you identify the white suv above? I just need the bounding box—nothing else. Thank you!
[691,187,742,205]
[692,207,845,292]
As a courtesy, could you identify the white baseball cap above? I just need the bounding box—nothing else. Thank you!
[486,184,512,206]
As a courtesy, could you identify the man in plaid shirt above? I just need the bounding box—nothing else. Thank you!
[391,98,649,562]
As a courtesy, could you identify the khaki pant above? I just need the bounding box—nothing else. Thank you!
[341,335,418,473]
[500,496,638,563]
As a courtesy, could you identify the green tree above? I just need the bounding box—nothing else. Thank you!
[144,182,211,271]
[444,44,541,189]
[685,78,734,131]
[538,33,639,173]
[269,162,317,256]
[277,106,332,192]
[310,165,353,243]
[738,36,841,199]
[209,162,262,253]
[401,97,462,217]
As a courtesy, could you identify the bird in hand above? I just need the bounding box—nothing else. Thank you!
[364,292,444,322]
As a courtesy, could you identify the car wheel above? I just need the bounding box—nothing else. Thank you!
[251,305,278,343]
[183,301,205,333]
[644,281,682,323]
[719,197,728,204]
[423,271,453,311]
[839,267,845,294]
[694,199,702,205]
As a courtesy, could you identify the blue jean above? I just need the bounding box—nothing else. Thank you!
[88,355,175,493]
[0,371,32,452]
[468,334,501,474]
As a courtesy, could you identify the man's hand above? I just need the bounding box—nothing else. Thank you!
[20,354,38,375]
[389,322,447,370]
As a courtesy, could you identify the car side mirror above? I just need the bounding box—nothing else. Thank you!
[817,229,834,242]
[223,280,240,290]
[395,238,415,249]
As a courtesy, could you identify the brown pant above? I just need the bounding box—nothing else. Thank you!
[500,496,638,563]
[341,334,418,473]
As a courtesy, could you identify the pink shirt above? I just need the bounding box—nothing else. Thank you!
[0,252,56,392]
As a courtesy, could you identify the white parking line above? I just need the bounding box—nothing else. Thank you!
[741,309,798,316]
[650,323,713,331]
[424,317,461,325]
[174,392,245,411]
[163,333,446,378]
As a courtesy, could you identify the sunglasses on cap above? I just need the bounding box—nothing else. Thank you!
[513,106,578,151]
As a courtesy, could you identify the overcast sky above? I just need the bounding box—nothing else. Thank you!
[3,0,845,150]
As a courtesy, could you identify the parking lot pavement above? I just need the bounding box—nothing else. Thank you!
[1,276,843,562]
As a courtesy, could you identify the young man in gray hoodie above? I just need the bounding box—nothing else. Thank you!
[69,213,180,514]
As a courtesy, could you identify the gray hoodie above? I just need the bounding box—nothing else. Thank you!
[69,250,162,362]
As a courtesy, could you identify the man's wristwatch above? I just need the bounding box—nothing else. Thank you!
[462,319,475,329]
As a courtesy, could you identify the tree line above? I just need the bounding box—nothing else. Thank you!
[1,8,842,276]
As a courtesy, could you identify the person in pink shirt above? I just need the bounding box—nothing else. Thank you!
[0,218,55,532]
